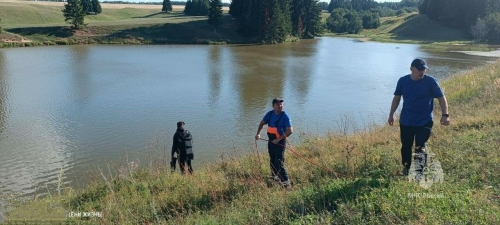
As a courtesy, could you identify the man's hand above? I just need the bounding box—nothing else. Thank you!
[255,134,260,140]
[388,114,395,126]
[272,138,281,144]
[440,116,450,126]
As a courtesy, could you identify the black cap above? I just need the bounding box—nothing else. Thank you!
[411,58,429,70]
[177,121,185,128]
[272,98,284,104]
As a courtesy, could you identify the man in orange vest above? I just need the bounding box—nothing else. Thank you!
[255,98,293,188]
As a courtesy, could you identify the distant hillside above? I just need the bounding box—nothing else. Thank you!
[388,14,469,42]
[323,12,472,44]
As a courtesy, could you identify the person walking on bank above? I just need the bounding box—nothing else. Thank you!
[255,98,293,188]
[388,58,450,176]
[171,121,194,174]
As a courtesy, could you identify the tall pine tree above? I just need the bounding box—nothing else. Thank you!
[62,0,85,29]
[302,0,323,38]
[81,0,93,15]
[92,0,102,14]
[184,0,193,15]
[208,0,223,32]
[162,0,173,12]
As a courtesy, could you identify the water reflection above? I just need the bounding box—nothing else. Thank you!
[285,40,317,107]
[0,50,6,139]
[208,46,222,106]
[71,46,92,106]
[233,44,288,110]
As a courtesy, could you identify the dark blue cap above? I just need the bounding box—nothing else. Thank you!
[411,58,429,70]
[272,98,284,104]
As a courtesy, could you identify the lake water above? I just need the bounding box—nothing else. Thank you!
[0,37,495,197]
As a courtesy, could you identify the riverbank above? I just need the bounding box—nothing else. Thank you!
[4,59,500,224]
[323,12,498,52]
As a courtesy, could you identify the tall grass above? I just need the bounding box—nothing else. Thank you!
[4,61,500,224]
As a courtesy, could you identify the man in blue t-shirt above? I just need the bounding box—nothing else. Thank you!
[388,58,450,176]
[255,98,293,188]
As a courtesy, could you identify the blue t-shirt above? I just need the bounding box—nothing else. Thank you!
[263,111,292,136]
[394,75,444,126]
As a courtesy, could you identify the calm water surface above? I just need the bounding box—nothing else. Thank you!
[0,37,495,197]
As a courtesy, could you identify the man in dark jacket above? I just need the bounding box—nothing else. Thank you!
[171,121,194,174]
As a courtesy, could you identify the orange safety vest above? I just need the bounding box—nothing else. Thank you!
[267,126,280,139]
[266,112,284,140]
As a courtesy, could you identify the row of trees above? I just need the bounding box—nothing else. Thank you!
[326,0,422,12]
[327,0,420,15]
[419,0,500,43]
[62,0,102,29]
[229,0,323,43]
[326,9,380,34]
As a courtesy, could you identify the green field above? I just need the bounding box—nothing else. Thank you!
[0,1,245,46]
[4,59,500,224]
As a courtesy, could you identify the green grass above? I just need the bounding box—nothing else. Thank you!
[5,60,500,224]
[0,2,249,46]
[0,2,167,27]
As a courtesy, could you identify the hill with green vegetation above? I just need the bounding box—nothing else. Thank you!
[4,60,500,224]
[0,1,247,46]
[322,12,498,51]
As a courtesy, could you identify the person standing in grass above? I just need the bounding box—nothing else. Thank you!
[388,58,450,176]
[255,98,293,188]
[171,121,194,174]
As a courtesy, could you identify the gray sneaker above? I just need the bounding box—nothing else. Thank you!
[281,180,292,189]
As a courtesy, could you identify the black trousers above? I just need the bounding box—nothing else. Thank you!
[400,121,433,169]
[179,159,193,174]
[268,140,290,183]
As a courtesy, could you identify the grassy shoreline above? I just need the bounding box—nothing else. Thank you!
[323,12,498,52]
[4,60,500,224]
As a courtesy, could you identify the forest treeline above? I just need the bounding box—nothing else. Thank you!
[419,0,500,43]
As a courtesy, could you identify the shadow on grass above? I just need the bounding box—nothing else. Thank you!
[389,14,469,42]
[131,12,188,19]
[103,15,245,44]
[290,177,392,217]
[6,26,74,38]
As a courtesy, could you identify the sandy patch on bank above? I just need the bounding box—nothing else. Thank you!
[452,49,500,58]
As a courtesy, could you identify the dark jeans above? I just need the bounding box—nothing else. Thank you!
[268,140,289,183]
[400,121,433,170]
[171,155,193,174]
